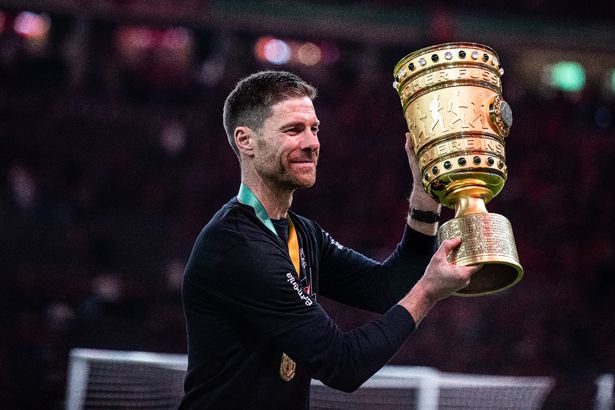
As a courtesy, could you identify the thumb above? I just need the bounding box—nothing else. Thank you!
[438,237,462,255]
[405,132,414,151]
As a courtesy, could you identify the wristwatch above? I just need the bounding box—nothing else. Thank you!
[410,207,440,223]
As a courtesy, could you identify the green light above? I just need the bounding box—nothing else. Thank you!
[611,69,615,93]
[550,61,586,92]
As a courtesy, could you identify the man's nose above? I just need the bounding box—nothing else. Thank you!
[300,129,320,151]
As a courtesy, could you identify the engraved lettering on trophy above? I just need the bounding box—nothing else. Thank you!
[445,214,517,263]
[400,68,500,99]
[429,95,447,134]
[424,139,504,165]
[470,69,481,80]
[474,138,503,155]
[482,71,496,85]
[447,91,467,129]
[436,144,447,156]
[415,76,428,93]
[484,139,503,155]
[450,140,463,152]
[454,68,500,88]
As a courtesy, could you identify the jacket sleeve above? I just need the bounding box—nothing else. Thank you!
[317,223,437,314]
[184,226,416,392]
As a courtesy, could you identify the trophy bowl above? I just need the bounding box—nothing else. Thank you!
[393,42,523,296]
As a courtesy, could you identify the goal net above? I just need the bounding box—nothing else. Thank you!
[66,348,187,410]
[310,366,554,409]
[66,348,555,409]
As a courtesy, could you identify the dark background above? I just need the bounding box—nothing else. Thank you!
[1,1,614,408]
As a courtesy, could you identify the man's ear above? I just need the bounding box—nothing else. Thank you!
[235,127,255,157]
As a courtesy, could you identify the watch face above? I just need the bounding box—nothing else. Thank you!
[500,100,513,128]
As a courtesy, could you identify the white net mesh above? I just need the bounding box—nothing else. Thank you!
[311,366,555,410]
[595,374,614,410]
[66,349,555,409]
[66,349,187,410]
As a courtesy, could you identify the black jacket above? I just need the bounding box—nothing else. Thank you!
[180,197,435,409]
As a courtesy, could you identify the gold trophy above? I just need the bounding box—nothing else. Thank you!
[393,42,523,296]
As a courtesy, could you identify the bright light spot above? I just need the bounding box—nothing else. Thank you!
[297,42,321,66]
[600,69,615,96]
[254,36,271,60]
[255,36,291,65]
[548,61,586,92]
[255,36,339,66]
[14,11,50,39]
[263,38,291,65]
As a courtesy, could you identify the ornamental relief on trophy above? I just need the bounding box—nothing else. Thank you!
[407,92,490,146]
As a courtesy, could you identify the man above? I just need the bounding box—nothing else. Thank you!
[180,70,479,409]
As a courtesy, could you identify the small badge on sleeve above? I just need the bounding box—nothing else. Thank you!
[279,353,296,381]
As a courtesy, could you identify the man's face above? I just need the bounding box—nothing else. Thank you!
[252,96,320,190]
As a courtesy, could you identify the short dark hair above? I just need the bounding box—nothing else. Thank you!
[223,70,317,158]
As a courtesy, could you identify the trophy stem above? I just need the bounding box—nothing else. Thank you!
[454,196,488,218]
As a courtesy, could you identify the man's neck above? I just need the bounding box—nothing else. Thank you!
[241,176,294,220]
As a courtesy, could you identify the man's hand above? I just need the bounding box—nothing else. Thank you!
[405,132,441,235]
[417,237,479,301]
[398,237,482,325]
[405,132,424,190]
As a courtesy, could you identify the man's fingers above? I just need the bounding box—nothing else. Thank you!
[457,264,483,288]
[438,237,462,255]
[467,264,483,274]
[405,132,414,151]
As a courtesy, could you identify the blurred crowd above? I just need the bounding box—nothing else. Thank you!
[1,5,614,409]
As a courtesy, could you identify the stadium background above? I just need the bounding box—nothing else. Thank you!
[1,0,614,408]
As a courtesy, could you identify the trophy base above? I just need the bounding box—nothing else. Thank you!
[437,213,523,297]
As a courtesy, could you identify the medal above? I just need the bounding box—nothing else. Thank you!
[279,353,296,381]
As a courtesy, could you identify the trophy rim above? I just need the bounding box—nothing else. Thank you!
[393,42,500,75]
[453,265,523,297]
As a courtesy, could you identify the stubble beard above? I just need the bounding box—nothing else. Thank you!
[255,138,318,191]
[276,164,317,191]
